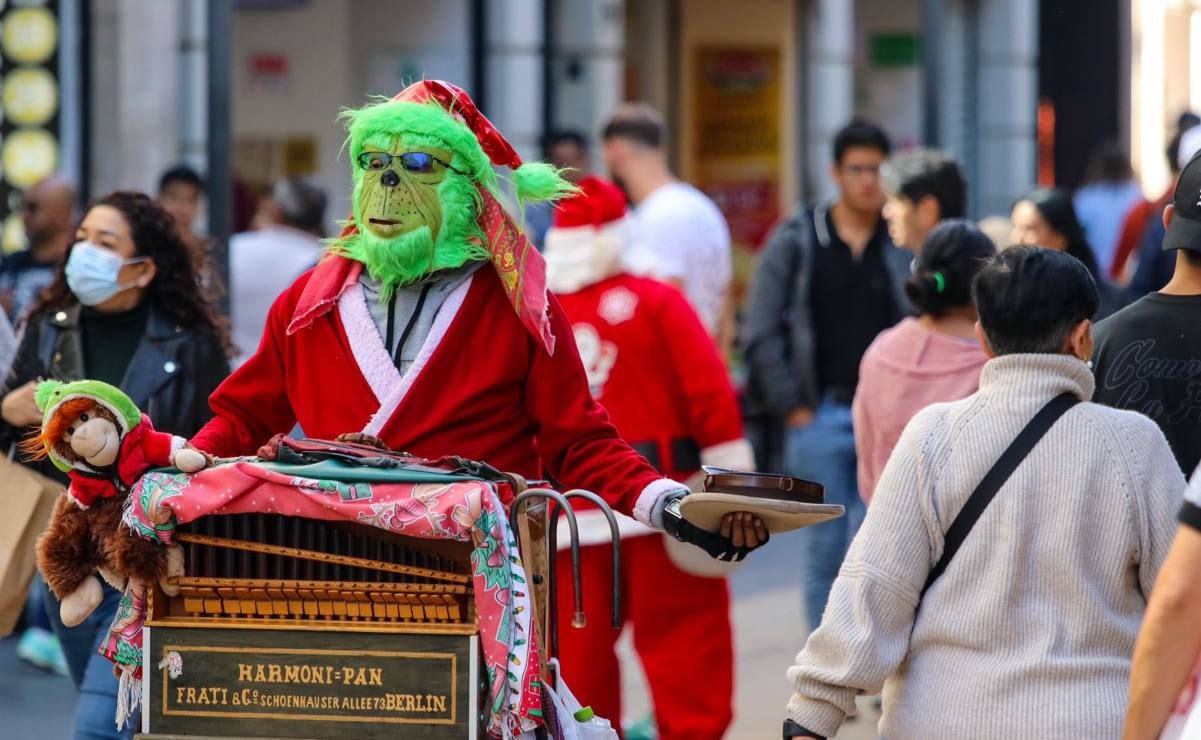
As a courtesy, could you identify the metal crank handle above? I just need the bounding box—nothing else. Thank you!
[561,489,622,630]
[510,488,584,659]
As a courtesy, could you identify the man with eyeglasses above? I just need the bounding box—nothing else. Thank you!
[0,174,75,321]
[744,120,908,632]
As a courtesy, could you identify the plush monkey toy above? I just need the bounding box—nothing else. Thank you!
[29,380,207,626]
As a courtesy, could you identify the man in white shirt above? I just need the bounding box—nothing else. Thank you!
[230,178,327,366]
[602,104,733,344]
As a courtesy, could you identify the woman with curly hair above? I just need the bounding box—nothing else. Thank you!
[0,191,229,740]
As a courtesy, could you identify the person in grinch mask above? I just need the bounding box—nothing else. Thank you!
[190,81,766,560]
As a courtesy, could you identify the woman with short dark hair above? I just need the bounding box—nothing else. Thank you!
[1011,187,1133,319]
[852,219,993,503]
[783,247,1184,739]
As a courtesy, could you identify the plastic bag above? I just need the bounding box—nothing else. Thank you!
[545,660,619,740]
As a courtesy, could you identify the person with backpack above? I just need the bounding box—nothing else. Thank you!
[782,247,1185,739]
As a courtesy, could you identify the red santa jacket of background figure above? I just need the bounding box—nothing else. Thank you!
[190,255,672,524]
[69,415,180,508]
[557,273,744,475]
[555,273,751,543]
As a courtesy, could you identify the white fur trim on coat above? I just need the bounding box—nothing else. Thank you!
[544,217,630,294]
[700,438,756,472]
[555,509,655,549]
[361,275,472,435]
[633,477,688,528]
[338,283,396,403]
[336,276,473,436]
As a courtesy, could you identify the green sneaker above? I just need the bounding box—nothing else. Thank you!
[624,713,658,740]
[16,626,70,677]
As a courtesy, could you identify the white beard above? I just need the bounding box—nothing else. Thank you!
[544,217,631,294]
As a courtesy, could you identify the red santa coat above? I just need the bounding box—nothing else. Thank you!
[555,273,753,542]
[190,254,677,524]
[560,274,745,467]
[552,268,746,740]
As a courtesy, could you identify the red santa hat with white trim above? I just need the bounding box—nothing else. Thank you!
[544,175,633,294]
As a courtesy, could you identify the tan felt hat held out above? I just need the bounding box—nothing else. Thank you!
[679,467,845,535]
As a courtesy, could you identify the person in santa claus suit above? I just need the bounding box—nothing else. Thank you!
[546,175,756,740]
[188,81,766,576]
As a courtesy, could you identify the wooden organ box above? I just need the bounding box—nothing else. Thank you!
[137,509,550,740]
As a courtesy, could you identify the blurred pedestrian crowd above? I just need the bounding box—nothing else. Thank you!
[4,96,1201,740]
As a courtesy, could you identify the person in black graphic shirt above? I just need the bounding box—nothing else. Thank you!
[1093,149,1201,475]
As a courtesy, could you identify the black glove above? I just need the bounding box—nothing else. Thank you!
[661,495,768,561]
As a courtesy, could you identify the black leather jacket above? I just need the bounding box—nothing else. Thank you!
[0,301,230,481]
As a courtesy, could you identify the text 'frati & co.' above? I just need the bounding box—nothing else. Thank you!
[172,686,450,714]
[168,661,451,716]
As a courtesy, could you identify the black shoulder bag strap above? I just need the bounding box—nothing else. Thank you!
[920,392,1079,599]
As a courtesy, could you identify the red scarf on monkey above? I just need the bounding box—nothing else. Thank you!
[27,379,190,509]
[66,415,183,509]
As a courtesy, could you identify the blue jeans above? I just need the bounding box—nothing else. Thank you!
[42,580,137,740]
[785,400,866,631]
[23,573,52,631]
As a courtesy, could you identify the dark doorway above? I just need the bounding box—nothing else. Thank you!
[1038,0,1122,190]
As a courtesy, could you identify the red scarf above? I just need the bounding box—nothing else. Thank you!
[389,80,556,354]
[475,185,555,355]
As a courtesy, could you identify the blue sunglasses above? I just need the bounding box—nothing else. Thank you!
[357,151,465,176]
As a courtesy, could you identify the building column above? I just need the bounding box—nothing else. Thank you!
[483,0,545,162]
[550,0,624,157]
[975,0,1037,216]
[178,0,208,175]
[805,0,854,203]
[936,0,975,208]
[88,0,181,194]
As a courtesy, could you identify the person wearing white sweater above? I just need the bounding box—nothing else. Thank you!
[783,246,1186,739]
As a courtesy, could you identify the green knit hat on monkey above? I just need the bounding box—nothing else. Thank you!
[330,80,573,354]
[28,378,208,509]
[35,379,142,473]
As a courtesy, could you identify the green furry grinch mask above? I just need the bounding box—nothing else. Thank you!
[332,89,573,298]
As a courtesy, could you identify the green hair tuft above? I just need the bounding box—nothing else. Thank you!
[512,162,578,205]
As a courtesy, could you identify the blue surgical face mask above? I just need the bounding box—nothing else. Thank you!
[64,241,148,306]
